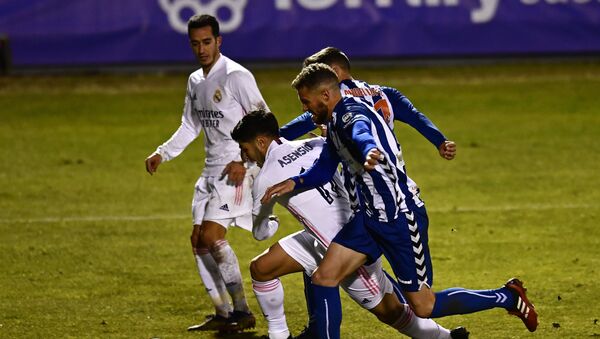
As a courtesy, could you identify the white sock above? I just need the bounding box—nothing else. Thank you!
[253,279,290,339]
[194,247,232,317]
[211,239,250,313]
[393,304,451,339]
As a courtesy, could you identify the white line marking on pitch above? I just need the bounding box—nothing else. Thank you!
[0,203,595,224]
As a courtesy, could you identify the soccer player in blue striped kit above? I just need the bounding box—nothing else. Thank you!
[262,63,538,339]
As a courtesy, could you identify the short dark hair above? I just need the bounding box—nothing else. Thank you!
[231,110,280,143]
[188,14,220,37]
[303,47,351,71]
[291,63,339,91]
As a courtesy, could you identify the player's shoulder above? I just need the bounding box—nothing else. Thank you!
[188,68,204,84]
[342,96,372,114]
[381,85,404,98]
[221,55,253,78]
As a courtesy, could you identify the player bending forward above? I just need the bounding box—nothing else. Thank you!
[231,110,469,339]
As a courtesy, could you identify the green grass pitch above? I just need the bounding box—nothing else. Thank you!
[1,61,599,338]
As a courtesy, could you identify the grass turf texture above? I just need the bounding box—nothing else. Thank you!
[1,61,599,338]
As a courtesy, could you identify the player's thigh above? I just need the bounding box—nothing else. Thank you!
[197,220,228,248]
[194,175,253,231]
[340,257,395,314]
[312,242,367,286]
[365,208,433,293]
[250,240,305,281]
[278,230,327,277]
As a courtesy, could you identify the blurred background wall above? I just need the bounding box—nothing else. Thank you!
[1,0,599,72]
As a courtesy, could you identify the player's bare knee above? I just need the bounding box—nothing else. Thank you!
[199,231,220,250]
[311,268,340,287]
[410,300,434,318]
[249,256,274,281]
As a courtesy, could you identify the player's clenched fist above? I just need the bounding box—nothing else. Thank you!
[221,160,246,186]
[364,148,384,171]
[261,179,296,204]
[145,153,162,175]
[438,140,457,160]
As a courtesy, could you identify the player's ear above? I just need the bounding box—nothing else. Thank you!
[320,86,330,102]
[215,36,222,48]
[256,136,267,151]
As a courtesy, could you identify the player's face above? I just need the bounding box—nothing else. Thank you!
[239,141,266,167]
[298,87,329,125]
[189,26,221,70]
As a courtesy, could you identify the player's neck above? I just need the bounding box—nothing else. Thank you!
[202,53,221,75]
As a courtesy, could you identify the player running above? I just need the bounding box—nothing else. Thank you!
[144,14,265,332]
[262,64,538,339]
[231,110,468,339]
[278,46,456,336]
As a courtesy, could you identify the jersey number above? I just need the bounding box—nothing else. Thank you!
[374,99,392,124]
[300,167,334,205]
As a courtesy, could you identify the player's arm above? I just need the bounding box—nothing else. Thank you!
[225,71,271,183]
[145,82,201,174]
[252,177,279,240]
[229,70,269,113]
[344,113,382,171]
[261,141,339,204]
[382,87,456,160]
[279,111,318,140]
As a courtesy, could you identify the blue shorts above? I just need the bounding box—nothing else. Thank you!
[364,206,433,292]
[331,212,382,266]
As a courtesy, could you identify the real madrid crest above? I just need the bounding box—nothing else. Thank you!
[213,89,222,103]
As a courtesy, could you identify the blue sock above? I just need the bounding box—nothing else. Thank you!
[303,272,316,327]
[430,286,514,318]
[383,270,407,304]
[312,284,341,339]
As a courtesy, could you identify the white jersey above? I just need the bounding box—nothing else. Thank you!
[253,137,353,246]
[155,54,268,177]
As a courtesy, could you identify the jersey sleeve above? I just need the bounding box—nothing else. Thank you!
[338,109,378,160]
[228,70,269,114]
[155,79,202,161]
[382,86,447,148]
[252,174,279,240]
[279,111,317,140]
[292,140,340,190]
[350,119,378,160]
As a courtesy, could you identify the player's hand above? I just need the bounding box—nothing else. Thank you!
[364,148,384,171]
[145,153,162,175]
[222,161,246,185]
[308,124,327,138]
[261,179,296,204]
[438,140,456,160]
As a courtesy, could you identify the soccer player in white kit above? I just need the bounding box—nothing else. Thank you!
[231,110,467,339]
[144,14,267,332]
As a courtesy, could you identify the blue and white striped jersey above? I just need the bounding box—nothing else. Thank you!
[329,97,424,222]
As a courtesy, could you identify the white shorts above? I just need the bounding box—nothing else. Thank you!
[278,230,393,310]
[191,172,254,231]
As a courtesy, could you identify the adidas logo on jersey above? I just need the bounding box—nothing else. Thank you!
[361,298,371,304]
[219,204,229,211]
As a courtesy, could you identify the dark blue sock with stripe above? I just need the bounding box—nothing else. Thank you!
[430,286,514,318]
[312,284,341,339]
[303,272,317,328]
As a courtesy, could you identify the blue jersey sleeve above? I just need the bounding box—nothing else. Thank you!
[382,87,447,148]
[291,140,339,190]
[339,109,378,161]
[279,112,317,140]
[350,119,378,160]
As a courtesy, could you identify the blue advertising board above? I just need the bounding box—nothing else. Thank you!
[0,0,599,66]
